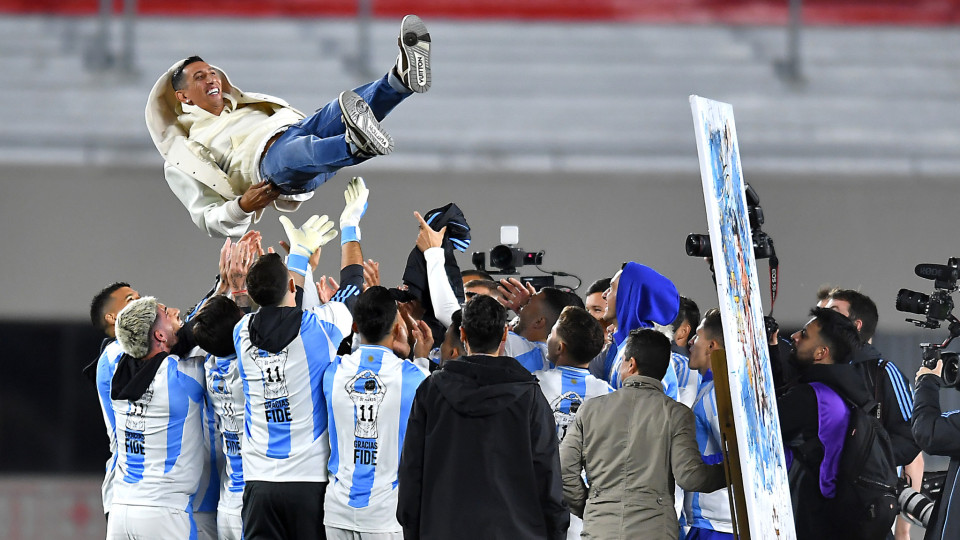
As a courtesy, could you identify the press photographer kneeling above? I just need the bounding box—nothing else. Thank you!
[912,349,960,540]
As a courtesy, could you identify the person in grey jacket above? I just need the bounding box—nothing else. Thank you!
[559,328,727,540]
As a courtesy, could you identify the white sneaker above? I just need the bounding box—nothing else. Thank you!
[339,90,394,156]
[396,15,431,93]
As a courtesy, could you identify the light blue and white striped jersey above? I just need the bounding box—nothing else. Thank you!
[111,355,208,511]
[535,365,613,442]
[683,371,733,533]
[95,340,124,514]
[505,331,550,373]
[189,347,220,517]
[204,352,244,514]
[672,351,701,409]
[323,344,426,532]
[608,342,679,400]
[235,302,352,482]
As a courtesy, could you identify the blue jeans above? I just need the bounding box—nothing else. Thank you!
[259,72,410,195]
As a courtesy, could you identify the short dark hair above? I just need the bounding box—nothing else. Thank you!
[192,296,244,357]
[700,308,724,347]
[171,56,205,91]
[810,307,861,364]
[585,278,611,297]
[354,286,399,342]
[461,269,494,282]
[247,254,289,307]
[555,306,604,366]
[828,289,879,343]
[464,279,499,296]
[672,296,701,333]
[623,328,672,380]
[90,282,131,332]
[461,295,507,353]
[540,287,584,328]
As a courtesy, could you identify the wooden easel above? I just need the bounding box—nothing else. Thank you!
[711,349,751,540]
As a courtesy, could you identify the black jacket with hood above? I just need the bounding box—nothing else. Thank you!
[397,354,568,540]
[778,362,873,540]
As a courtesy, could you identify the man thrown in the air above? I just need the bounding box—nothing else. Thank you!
[146,15,431,237]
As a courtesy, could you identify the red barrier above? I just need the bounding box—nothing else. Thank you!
[1,0,959,26]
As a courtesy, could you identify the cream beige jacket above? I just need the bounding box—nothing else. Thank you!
[145,61,309,237]
[559,374,727,540]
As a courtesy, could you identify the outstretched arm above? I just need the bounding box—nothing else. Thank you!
[414,211,459,327]
[330,177,369,312]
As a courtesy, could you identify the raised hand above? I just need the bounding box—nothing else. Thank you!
[315,275,340,304]
[279,214,337,276]
[340,177,370,243]
[414,211,446,252]
[362,259,381,290]
[497,277,536,312]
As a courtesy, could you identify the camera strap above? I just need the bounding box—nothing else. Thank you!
[873,360,888,421]
[768,252,779,311]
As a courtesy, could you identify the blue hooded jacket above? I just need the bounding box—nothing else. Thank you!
[612,262,680,346]
[608,263,681,394]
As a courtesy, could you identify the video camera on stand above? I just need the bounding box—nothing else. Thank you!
[896,258,960,385]
[471,226,554,290]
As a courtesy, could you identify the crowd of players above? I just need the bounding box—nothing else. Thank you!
[75,7,960,539]
[87,175,948,540]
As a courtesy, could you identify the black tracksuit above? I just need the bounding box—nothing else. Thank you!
[849,344,921,466]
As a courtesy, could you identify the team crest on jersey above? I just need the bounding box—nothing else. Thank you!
[550,391,584,442]
[125,386,154,431]
[254,350,290,400]
[211,372,242,433]
[346,370,386,439]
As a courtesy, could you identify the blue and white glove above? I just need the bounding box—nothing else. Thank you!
[339,177,369,245]
[279,214,337,276]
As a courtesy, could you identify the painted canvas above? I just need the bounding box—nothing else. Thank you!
[689,95,795,539]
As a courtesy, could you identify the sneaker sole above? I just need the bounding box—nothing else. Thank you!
[400,15,431,93]
[339,90,394,156]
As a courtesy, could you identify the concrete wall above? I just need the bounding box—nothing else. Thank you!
[1,163,955,335]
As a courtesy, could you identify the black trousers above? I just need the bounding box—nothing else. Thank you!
[242,480,328,540]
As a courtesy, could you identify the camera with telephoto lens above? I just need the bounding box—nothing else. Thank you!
[896,258,959,330]
[685,184,775,260]
[898,477,936,528]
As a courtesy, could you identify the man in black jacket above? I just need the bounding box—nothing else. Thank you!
[913,357,960,540]
[779,307,874,539]
[397,294,569,539]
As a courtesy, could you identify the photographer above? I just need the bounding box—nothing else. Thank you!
[912,359,960,539]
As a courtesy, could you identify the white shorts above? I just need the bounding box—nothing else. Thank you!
[217,510,243,540]
[107,504,191,539]
[324,526,403,540]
